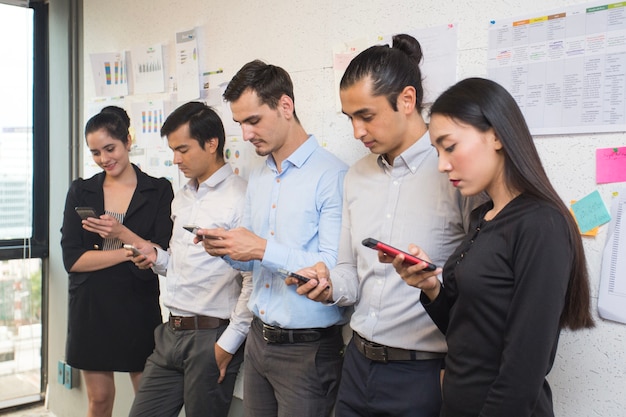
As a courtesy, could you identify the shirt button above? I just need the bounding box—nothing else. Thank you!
[265,283,270,288]
[276,179,280,183]
[260,310,265,315]
[272,204,276,209]
[270,231,275,236]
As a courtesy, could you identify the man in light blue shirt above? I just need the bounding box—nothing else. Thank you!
[202,60,348,417]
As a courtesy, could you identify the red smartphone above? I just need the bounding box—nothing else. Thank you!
[362,238,437,271]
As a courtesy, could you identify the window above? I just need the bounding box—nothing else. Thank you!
[0,0,48,409]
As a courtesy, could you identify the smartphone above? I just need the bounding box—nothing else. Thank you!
[183,225,202,235]
[361,238,437,271]
[75,206,98,220]
[123,244,142,257]
[277,268,311,283]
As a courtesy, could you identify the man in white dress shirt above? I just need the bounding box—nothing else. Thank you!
[128,102,252,417]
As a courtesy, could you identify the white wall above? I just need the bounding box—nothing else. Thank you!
[47,0,626,416]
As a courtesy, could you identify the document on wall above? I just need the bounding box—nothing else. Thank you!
[174,28,201,102]
[598,189,626,324]
[487,1,626,135]
[129,99,180,189]
[89,52,129,97]
[332,24,458,111]
[130,44,166,94]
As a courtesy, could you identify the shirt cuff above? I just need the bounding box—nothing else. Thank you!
[151,247,168,276]
[217,325,246,354]
[260,240,288,271]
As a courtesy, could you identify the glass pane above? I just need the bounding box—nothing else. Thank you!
[0,258,42,405]
[0,4,34,240]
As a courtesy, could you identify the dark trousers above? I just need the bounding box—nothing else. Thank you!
[128,322,244,417]
[335,339,443,417]
[243,318,344,417]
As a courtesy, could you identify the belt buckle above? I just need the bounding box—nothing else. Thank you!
[172,317,183,329]
[262,324,277,343]
[363,342,388,363]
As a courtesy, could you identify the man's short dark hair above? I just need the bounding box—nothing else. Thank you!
[161,102,225,159]
[223,60,299,122]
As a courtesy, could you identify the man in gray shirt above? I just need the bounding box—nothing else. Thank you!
[290,34,475,417]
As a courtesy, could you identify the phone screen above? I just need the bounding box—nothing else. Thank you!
[75,206,98,220]
[361,238,437,271]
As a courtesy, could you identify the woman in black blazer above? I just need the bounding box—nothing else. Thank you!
[60,108,173,417]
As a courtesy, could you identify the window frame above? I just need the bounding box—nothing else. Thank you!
[0,0,48,261]
[0,0,49,407]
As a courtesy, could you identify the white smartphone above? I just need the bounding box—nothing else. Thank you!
[123,244,142,257]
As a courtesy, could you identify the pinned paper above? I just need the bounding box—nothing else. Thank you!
[570,201,598,236]
[596,147,626,184]
[571,190,611,234]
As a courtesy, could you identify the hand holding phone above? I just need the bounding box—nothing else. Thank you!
[75,206,98,220]
[362,238,437,271]
[278,268,311,283]
[123,244,142,257]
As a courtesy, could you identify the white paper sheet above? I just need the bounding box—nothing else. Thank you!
[174,28,200,101]
[487,0,626,135]
[89,51,129,97]
[130,44,166,94]
[598,189,626,324]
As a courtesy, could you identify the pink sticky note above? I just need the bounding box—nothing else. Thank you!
[596,147,626,184]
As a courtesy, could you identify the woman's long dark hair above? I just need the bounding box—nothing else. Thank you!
[431,77,594,330]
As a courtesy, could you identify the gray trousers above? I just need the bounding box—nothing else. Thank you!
[129,322,244,417]
[243,318,344,417]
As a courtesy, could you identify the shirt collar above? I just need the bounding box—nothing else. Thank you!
[183,163,234,191]
[267,134,318,172]
[377,130,432,174]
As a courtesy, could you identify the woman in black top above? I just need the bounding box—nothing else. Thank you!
[385,78,594,417]
[60,108,173,417]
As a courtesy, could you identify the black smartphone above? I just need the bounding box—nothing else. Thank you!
[277,268,310,283]
[362,238,437,271]
[183,225,201,235]
[75,206,98,220]
[123,244,142,257]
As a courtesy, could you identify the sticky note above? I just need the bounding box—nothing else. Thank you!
[571,190,611,234]
[596,147,626,184]
[570,201,598,236]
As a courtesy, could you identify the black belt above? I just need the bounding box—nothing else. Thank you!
[352,331,445,363]
[253,317,340,344]
[169,314,229,330]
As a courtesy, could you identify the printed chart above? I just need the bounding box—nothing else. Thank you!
[488,1,626,135]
